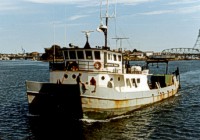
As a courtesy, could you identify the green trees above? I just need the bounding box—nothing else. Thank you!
[41,44,63,61]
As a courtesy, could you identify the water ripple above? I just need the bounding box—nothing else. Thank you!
[1,60,200,139]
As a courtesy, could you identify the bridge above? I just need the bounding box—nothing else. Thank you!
[161,29,200,59]
[0,53,36,60]
[162,48,200,55]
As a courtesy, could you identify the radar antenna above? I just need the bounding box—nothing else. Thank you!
[82,30,94,49]
[82,30,94,42]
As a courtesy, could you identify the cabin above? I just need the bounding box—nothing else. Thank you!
[49,40,176,94]
[62,47,123,73]
[49,43,153,93]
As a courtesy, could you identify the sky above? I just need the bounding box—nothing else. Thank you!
[0,0,200,53]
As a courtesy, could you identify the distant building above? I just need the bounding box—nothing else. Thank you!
[29,52,40,60]
[130,52,145,59]
[145,51,154,57]
[153,52,162,55]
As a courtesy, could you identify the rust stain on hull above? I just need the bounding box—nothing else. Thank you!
[81,87,179,111]
[114,100,129,108]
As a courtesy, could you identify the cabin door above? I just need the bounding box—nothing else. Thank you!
[104,52,107,68]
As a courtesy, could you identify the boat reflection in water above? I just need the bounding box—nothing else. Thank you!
[28,114,84,140]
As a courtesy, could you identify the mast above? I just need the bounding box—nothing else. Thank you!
[97,0,114,50]
[53,8,56,65]
[53,22,55,64]
[105,0,108,49]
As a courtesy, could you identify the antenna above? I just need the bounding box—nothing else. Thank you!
[53,7,56,64]
[106,0,109,18]
[65,7,67,47]
[100,0,102,21]
[97,0,107,33]
[112,37,129,49]
[115,0,117,18]
[53,22,55,63]
[82,30,94,40]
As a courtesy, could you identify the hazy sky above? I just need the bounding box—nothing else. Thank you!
[0,0,200,53]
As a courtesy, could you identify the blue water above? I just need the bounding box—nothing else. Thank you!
[0,60,200,140]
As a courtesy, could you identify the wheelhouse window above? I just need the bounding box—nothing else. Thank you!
[126,78,132,88]
[118,55,122,61]
[108,53,111,60]
[85,51,93,60]
[63,51,69,59]
[77,51,84,59]
[131,78,137,87]
[69,51,76,59]
[94,51,101,60]
[137,78,140,83]
[113,54,117,61]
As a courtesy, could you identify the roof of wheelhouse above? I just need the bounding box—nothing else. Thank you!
[61,44,122,54]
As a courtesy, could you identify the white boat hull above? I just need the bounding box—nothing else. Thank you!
[82,88,177,110]
[26,78,179,119]
[80,84,178,119]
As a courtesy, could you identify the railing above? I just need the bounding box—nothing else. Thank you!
[50,60,123,74]
[50,60,102,72]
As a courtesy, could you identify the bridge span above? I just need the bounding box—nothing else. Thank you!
[162,48,200,55]
[161,48,200,59]
[161,29,200,59]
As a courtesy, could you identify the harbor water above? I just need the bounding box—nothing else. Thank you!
[0,60,200,140]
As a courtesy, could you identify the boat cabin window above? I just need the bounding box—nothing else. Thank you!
[126,78,132,88]
[108,53,112,60]
[63,51,69,59]
[113,54,117,61]
[118,55,122,61]
[137,78,140,83]
[118,77,120,81]
[131,78,137,87]
[77,51,84,59]
[94,51,101,60]
[85,51,93,60]
[69,51,76,59]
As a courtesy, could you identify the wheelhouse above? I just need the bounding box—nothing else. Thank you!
[62,47,123,73]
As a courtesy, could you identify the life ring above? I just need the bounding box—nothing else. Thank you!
[94,61,101,70]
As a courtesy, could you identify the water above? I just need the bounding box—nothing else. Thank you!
[0,60,200,140]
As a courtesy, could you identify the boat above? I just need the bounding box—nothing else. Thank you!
[25,1,180,120]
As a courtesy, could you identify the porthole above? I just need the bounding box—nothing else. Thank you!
[101,76,105,80]
[64,74,68,79]
[72,74,76,79]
